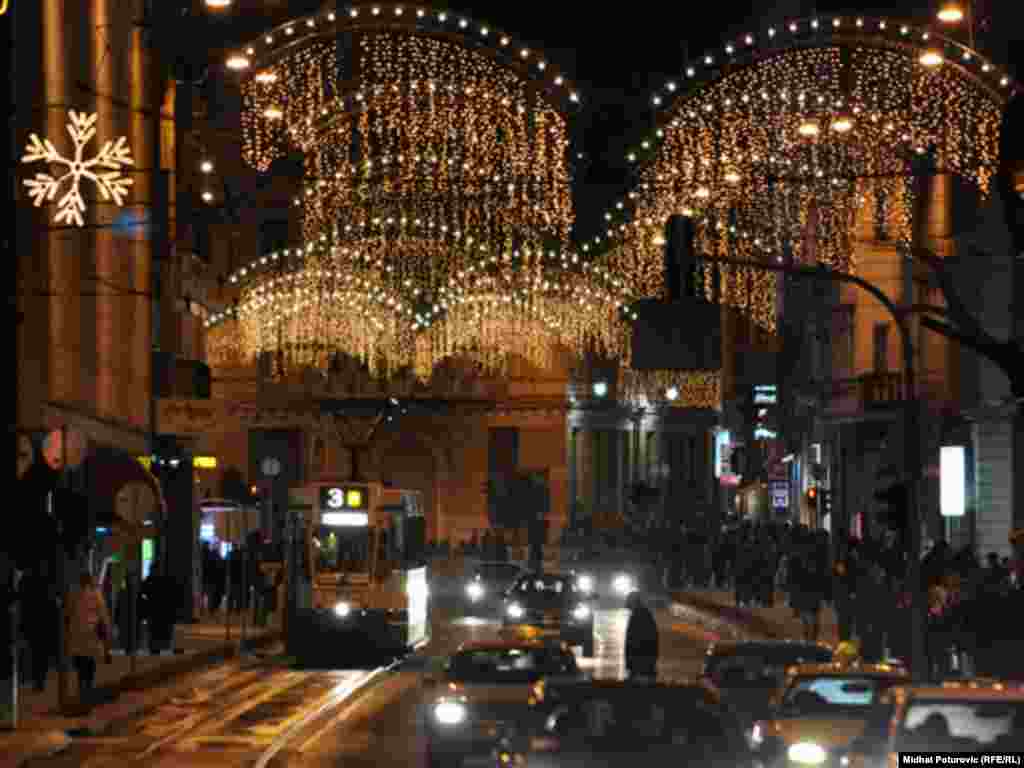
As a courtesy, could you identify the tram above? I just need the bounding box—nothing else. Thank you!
[287,479,429,666]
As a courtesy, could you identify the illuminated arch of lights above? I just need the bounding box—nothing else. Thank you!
[585,15,1015,333]
[211,3,624,382]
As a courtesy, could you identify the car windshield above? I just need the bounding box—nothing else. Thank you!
[545,693,738,756]
[782,676,898,714]
[477,564,521,581]
[447,648,577,684]
[708,649,833,687]
[513,576,574,596]
[895,701,1024,752]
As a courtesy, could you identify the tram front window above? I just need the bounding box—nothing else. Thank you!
[315,527,370,574]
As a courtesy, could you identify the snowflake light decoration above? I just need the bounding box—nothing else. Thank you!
[22,110,135,227]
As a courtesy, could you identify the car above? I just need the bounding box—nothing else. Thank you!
[562,546,655,604]
[463,562,525,613]
[501,573,595,657]
[423,639,581,768]
[495,678,755,768]
[749,662,909,768]
[701,641,834,737]
[839,683,1024,768]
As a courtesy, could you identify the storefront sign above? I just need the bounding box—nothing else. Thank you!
[940,445,965,517]
[715,430,731,479]
[193,455,217,469]
[157,398,317,435]
[771,481,790,510]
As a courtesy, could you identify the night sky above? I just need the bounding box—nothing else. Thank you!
[208,0,1022,239]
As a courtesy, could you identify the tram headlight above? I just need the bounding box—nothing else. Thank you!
[788,742,827,765]
[333,601,352,618]
[506,602,524,620]
[433,699,467,726]
[575,574,594,593]
[466,581,485,601]
[612,573,634,596]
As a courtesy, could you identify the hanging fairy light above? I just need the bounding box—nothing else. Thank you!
[211,6,623,381]
[591,15,1009,339]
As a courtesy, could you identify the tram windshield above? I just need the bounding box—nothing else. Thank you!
[314,527,371,575]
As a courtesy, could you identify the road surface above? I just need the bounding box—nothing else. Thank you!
[25,586,708,767]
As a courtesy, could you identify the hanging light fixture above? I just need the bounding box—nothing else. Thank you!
[798,119,820,137]
[205,0,233,8]
[920,49,945,67]
[937,1,965,23]
[831,114,854,134]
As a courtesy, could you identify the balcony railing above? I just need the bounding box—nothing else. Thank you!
[826,371,904,415]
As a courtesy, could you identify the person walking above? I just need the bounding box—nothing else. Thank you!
[64,571,112,709]
[624,591,659,680]
[141,562,175,654]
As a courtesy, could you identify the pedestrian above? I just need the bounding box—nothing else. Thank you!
[19,565,59,692]
[64,571,112,709]
[624,591,659,680]
[141,561,175,654]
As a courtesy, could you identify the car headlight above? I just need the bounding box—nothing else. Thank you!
[788,742,827,765]
[466,582,484,601]
[571,603,591,621]
[748,722,764,748]
[334,601,352,618]
[612,574,634,595]
[576,574,594,593]
[433,699,467,725]
[506,602,524,619]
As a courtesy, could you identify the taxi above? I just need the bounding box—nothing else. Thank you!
[423,639,581,768]
[838,682,1024,768]
[749,656,909,768]
[501,573,595,657]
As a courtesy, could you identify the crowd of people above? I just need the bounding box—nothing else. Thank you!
[661,519,1024,680]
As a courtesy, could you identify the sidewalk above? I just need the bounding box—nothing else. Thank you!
[671,589,839,646]
[0,614,281,768]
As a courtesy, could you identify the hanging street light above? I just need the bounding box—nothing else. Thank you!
[937,2,965,24]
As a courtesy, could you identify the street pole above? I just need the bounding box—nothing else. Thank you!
[240,509,249,656]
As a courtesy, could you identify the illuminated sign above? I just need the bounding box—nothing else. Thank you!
[753,385,777,405]
[714,431,731,479]
[940,446,965,517]
[137,455,152,470]
[322,512,369,527]
[200,523,216,541]
[193,455,217,469]
[320,486,365,511]
[754,427,778,440]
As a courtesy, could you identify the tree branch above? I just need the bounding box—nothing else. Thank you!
[919,316,1021,381]
[912,246,1005,349]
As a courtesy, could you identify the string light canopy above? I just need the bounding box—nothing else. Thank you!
[214,4,595,380]
[587,15,1013,335]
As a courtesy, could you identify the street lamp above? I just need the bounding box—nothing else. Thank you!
[666,386,679,401]
[937,2,965,23]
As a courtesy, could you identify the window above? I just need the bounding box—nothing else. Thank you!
[896,701,1024,752]
[783,676,899,714]
[447,647,576,684]
[873,323,890,373]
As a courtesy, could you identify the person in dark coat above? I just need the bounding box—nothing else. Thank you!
[19,566,59,692]
[624,591,659,680]
[140,562,175,653]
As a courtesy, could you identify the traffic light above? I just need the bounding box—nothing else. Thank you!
[874,482,908,531]
[805,486,818,504]
[820,489,833,515]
